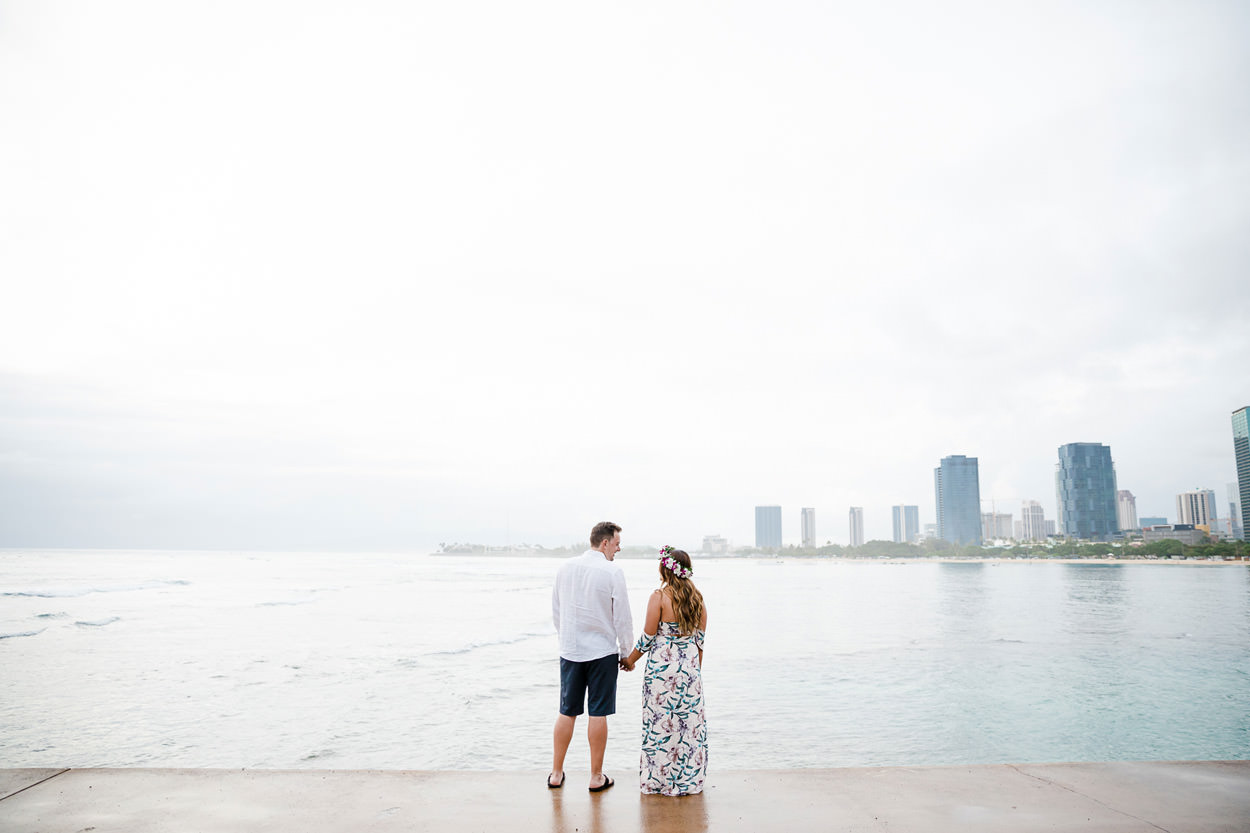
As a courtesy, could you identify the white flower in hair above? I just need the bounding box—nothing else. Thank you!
[658,545,693,579]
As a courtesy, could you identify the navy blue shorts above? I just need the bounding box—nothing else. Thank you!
[559,654,619,717]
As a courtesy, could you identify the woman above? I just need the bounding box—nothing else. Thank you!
[623,546,708,796]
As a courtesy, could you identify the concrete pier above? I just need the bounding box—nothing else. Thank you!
[3,761,1248,832]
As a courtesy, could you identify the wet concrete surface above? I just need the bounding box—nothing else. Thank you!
[1,761,1247,832]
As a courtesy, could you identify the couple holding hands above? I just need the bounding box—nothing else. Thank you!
[549,521,708,797]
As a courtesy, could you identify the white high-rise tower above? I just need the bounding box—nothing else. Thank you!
[1176,490,1217,527]
[848,507,864,547]
[1117,490,1138,532]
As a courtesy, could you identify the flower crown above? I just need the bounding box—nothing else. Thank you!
[658,545,693,579]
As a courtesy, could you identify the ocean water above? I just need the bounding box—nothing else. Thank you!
[2,550,1248,773]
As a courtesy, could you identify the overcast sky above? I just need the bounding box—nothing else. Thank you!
[2,1,1248,551]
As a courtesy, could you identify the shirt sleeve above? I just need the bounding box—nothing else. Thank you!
[552,580,560,634]
[611,568,634,657]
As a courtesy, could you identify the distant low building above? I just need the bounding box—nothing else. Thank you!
[701,535,729,554]
[1139,516,1168,527]
[1141,524,1207,546]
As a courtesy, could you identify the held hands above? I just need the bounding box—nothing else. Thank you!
[619,656,636,672]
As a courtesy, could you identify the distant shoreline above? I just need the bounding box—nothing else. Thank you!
[431,550,1248,565]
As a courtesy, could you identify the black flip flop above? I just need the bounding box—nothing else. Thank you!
[547,772,565,789]
[589,775,614,793]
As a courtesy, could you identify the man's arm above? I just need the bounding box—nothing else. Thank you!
[611,568,634,658]
[552,581,561,633]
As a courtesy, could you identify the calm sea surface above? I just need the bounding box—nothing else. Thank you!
[2,550,1248,773]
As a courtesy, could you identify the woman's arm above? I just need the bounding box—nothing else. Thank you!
[698,605,708,667]
[624,590,664,669]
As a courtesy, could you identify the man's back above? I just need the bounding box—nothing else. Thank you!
[553,550,633,662]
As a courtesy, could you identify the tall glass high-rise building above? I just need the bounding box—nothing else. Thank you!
[1056,442,1119,541]
[755,505,782,549]
[934,455,982,545]
[1233,407,1250,539]
[891,505,919,543]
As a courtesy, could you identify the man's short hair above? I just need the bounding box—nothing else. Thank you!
[590,521,622,548]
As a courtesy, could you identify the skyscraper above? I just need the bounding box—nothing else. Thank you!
[800,507,816,549]
[1234,407,1250,539]
[934,455,982,545]
[1117,490,1138,532]
[981,512,1012,540]
[891,505,919,543]
[1020,500,1047,542]
[848,507,864,547]
[1176,489,1218,528]
[1056,442,1119,541]
[1229,482,1244,541]
[755,505,782,549]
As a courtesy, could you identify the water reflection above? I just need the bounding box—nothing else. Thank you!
[640,793,708,832]
[1061,564,1130,639]
[936,562,988,637]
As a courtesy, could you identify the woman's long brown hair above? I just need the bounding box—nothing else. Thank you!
[660,549,705,636]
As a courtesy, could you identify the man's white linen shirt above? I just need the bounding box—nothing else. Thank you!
[552,549,635,662]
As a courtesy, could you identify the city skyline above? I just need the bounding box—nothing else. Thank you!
[737,431,1245,549]
[2,4,1247,552]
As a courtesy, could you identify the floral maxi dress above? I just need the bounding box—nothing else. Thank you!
[635,622,707,795]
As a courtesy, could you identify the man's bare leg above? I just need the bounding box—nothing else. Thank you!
[551,714,576,786]
[588,715,608,788]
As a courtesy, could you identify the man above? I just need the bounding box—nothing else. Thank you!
[549,521,634,792]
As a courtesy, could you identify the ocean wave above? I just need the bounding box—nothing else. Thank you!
[36,612,68,619]
[2,580,189,599]
[75,617,121,628]
[426,631,550,656]
[257,598,318,607]
[301,749,336,761]
[0,628,46,640]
